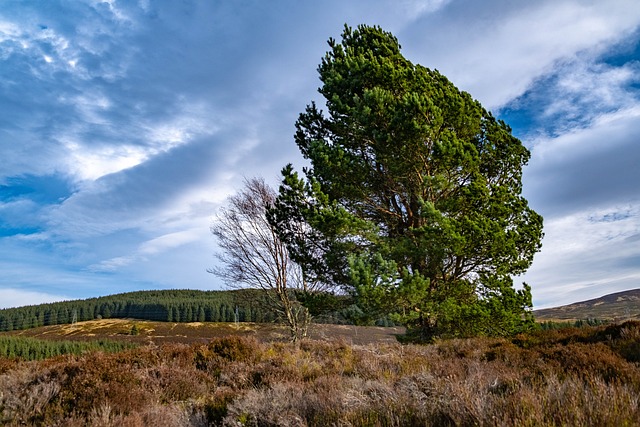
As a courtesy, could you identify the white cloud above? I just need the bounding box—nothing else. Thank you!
[402,0,640,109]
[504,51,640,140]
[0,18,86,79]
[92,0,134,24]
[55,96,217,182]
[521,104,640,307]
[524,106,640,217]
[139,229,201,256]
[531,106,638,161]
[87,225,207,274]
[143,100,217,149]
[545,62,639,122]
[400,0,452,17]
[521,204,640,308]
[0,288,69,309]
[0,20,19,39]
[63,141,149,181]
[87,255,135,273]
[87,228,216,292]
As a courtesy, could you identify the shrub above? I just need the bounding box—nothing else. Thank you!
[1,325,639,425]
[209,336,261,362]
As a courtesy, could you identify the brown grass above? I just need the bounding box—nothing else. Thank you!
[0,321,639,426]
[4,319,404,346]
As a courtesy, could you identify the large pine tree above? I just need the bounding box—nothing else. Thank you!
[271,25,544,339]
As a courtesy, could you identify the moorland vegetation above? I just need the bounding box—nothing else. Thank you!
[1,321,639,426]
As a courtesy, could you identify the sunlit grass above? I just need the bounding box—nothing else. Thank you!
[0,321,639,426]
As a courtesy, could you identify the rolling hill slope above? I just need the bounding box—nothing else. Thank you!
[534,288,640,321]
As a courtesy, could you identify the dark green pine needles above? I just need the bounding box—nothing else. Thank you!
[270,24,544,340]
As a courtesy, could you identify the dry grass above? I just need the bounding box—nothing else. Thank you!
[0,321,639,426]
[4,319,404,346]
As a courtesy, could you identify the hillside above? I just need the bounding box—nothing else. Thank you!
[5,287,640,334]
[3,318,404,346]
[0,289,359,333]
[0,289,273,332]
[534,288,640,321]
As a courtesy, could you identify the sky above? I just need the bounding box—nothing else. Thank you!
[0,0,639,310]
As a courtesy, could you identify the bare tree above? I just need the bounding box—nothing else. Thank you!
[209,177,312,342]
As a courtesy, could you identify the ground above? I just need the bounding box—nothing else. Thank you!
[4,319,405,346]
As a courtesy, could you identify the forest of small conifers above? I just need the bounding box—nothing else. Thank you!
[0,290,276,332]
[0,336,136,360]
[0,289,366,332]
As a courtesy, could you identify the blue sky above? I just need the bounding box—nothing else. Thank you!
[1,0,639,309]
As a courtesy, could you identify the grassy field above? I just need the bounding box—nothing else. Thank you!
[2,318,405,346]
[1,320,639,426]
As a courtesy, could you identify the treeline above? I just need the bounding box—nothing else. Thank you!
[0,336,136,361]
[537,318,609,330]
[0,289,281,332]
[0,289,610,334]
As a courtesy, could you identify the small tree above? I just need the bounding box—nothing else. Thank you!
[210,177,317,342]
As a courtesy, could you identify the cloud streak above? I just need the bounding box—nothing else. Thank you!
[401,0,640,109]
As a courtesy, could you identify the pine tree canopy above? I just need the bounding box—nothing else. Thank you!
[271,24,544,339]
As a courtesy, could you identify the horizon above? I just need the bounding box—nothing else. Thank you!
[1,285,638,313]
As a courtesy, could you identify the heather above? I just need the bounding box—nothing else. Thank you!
[1,321,639,426]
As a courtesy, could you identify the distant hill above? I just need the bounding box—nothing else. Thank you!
[534,289,640,322]
[0,289,358,333]
[0,289,279,332]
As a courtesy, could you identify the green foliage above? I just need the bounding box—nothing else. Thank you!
[272,25,543,340]
[537,318,609,331]
[130,324,139,336]
[0,289,278,332]
[0,336,135,361]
